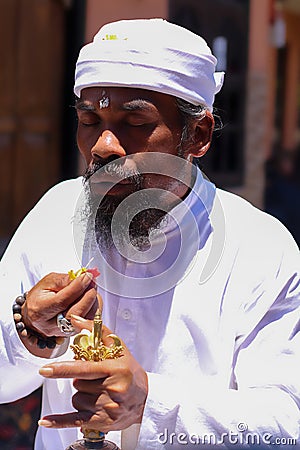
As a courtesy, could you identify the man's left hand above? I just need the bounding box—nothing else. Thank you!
[38,316,148,432]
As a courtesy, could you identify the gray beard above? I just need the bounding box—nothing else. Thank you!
[94,191,168,252]
[81,152,192,253]
[81,179,169,253]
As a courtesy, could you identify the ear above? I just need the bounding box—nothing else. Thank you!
[187,111,214,158]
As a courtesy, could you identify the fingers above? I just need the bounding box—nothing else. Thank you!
[39,360,114,379]
[66,287,97,320]
[38,409,116,431]
[96,293,103,312]
[39,389,119,431]
[72,390,117,413]
[73,378,105,395]
[38,272,71,292]
[25,272,95,321]
[51,272,95,314]
[69,293,103,331]
[70,315,93,332]
[38,411,93,429]
[24,270,100,336]
[70,314,117,340]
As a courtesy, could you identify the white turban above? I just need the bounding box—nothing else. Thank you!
[74,18,224,111]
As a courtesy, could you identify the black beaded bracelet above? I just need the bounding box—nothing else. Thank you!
[13,293,57,349]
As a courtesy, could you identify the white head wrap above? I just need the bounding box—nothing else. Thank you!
[74,18,224,111]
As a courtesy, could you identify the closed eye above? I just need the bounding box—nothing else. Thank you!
[77,111,100,127]
[126,115,157,128]
[127,120,152,127]
[81,121,100,127]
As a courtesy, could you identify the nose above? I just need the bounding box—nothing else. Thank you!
[91,129,126,160]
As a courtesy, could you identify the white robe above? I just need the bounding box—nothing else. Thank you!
[0,171,299,449]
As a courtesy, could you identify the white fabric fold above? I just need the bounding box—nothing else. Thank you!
[74,18,225,111]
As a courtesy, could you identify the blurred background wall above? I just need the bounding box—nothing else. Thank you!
[0,0,299,448]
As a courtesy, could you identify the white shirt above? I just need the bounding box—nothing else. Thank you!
[0,170,299,449]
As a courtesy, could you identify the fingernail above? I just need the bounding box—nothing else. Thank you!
[38,419,55,427]
[82,272,93,283]
[71,314,87,323]
[75,419,84,426]
[39,367,54,377]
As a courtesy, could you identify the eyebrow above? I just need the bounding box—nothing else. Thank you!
[75,101,96,112]
[122,99,156,112]
[75,98,156,113]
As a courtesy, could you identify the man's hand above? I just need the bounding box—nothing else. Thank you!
[38,317,148,432]
[22,272,98,337]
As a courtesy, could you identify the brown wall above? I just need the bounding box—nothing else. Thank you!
[0,0,65,239]
[233,0,273,207]
[283,11,300,151]
[85,0,168,42]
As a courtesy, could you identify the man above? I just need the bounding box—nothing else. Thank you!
[0,18,299,450]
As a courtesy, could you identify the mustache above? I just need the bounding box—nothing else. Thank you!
[83,157,141,183]
[83,157,112,181]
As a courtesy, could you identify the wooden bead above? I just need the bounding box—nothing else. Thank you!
[15,295,26,305]
[13,303,22,314]
[13,293,57,350]
[13,313,22,322]
[16,321,25,332]
[46,339,56,349]
[20,328,28,338]
[37,338,47,349]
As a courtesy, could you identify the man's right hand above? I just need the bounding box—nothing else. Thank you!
[19,271,98,357]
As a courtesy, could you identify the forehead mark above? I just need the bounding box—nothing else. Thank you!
[99,90,110,109]
[75,96,158,115]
